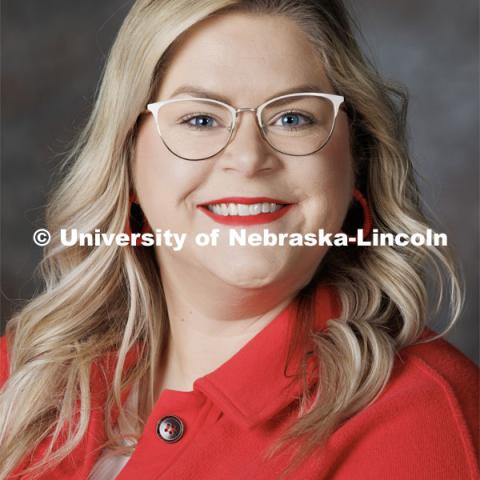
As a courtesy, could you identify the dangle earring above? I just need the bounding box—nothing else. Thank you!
[124,191,153,236]
[342,188,373,244]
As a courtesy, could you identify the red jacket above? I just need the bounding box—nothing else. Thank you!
[1,285,479,479]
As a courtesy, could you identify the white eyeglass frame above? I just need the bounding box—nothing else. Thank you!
[144,92,345,161]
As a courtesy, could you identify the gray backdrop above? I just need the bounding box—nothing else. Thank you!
[1,1,478,364]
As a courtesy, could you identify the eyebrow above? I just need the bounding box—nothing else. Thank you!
[167,84,332,104]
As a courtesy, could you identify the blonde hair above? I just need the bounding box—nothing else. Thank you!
[0,1,463,479]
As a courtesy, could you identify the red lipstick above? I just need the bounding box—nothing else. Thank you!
[197,197,294,226]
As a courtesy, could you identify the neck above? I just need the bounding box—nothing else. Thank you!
[154,252,301,395]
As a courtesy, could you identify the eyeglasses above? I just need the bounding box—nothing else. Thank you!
[144,92,345,161]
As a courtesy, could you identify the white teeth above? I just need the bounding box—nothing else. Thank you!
[249,204,262,215]
[237,204,250,216]
[261,202,270,213]
[206,202,285,216]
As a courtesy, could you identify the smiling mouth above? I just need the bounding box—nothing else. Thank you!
[197,197,294,225]
[204,201,286,216]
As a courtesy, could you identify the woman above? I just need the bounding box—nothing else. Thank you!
[0,1,478,479]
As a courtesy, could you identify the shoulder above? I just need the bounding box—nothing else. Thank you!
[393,327,478,440]
[397,328,478,405]
[390,329,479,477]
[331,328,479,479]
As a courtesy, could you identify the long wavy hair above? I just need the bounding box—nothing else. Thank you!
[0,1,463,479]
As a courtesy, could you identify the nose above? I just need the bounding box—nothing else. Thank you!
[217,109,279,176]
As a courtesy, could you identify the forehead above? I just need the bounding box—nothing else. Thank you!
[156,12,334,104]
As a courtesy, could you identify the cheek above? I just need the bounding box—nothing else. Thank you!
[133,119,207,228]
[318,113,354,185]
[299,115,354,230]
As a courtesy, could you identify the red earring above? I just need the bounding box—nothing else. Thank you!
[124,191,153,235]
[344,188,373,243]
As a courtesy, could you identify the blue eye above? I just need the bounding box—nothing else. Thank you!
[181,115,218,129]
[274,111,312,128]
[192,116,215,127]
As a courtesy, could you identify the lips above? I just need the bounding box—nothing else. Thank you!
[197,196,294,226]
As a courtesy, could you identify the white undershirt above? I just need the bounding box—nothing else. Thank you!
[88,383,139,480]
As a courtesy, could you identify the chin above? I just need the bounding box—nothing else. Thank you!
[220,274,279,290]
[209,257,284,289]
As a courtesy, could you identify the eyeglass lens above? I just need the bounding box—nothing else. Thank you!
[156,95,337,160]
